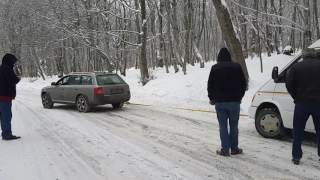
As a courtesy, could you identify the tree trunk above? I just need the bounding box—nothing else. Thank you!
[197,0,206,68]
[31,47,46,80]
[256,1,263,73]
[303,0,312,49]
[150,1,157,70]
[271,0,280,54]
[291,1,297,51]
[314,0,320,39]
[278,0,284,49]
[170,0,184,71]
[211,0,249,80]
[264,0,272,56]
[165,0,179,73]
[184,0,193,72]
[239,0,248,58]
[139,0,149,85]
[158,0,169,73]
[134,0,141,70]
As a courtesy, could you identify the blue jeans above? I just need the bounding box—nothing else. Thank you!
[0,101,13,138]
[292,103,320,160]
[215,102,241,151]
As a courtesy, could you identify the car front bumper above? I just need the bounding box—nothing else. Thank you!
[248,106,257,119]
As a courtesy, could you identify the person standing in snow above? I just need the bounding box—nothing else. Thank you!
[207,47,247,156]
[0,54,21,140]
[286,48,320,165]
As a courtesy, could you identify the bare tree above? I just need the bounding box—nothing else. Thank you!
[303,0,312,49]
[138,0,149,85]
[211,0,249,80]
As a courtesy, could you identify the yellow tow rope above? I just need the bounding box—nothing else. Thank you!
[126,102,248,117]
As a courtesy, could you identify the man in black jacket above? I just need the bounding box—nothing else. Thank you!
[0,53,21,140]
[207,48,247,156]
[286,48,320,165]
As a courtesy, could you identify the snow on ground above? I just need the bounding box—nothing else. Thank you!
[2,53,320,180]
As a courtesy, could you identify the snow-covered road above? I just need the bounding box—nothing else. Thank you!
[1,88,320,180]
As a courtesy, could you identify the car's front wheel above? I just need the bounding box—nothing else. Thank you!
[255,108,285,139]
[112,103,124,109]
[42,93,54,109]
[76,95,91,113]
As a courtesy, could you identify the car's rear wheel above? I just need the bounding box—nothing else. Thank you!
[76,95,91,113]
[112,103,124,109]
[255,108,285,139]
[42,93,54,109]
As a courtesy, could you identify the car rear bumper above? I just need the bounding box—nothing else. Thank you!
[92,93,131,105]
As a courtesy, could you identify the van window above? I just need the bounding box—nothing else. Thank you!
[96,74,124,85]
[277,56,302,83]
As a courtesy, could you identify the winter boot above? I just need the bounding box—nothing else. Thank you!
[216,149,230,157]
[2,135,21,141]
[292,158,300,165]
[231,148,243,155]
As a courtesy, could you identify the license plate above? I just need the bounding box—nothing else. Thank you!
[111,89,123,94]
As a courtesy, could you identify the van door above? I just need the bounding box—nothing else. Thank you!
[273,82,295,130]
[274,56,315,132]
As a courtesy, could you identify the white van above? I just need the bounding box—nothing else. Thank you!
[249,40,320,138]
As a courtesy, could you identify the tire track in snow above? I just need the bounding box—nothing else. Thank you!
[16,97,207,180]
[85,106,320,180]
[15,90,320,180]
[15,99,107,180]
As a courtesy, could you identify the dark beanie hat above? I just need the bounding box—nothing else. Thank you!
[217,48,232,62]
[2,53,18,68]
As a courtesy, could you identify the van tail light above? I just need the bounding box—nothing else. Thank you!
[94,87,104,96]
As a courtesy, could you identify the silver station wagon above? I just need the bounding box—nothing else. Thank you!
[41,72,131,112]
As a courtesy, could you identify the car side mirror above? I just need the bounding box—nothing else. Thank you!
[51,82,56,86]
[272,66,279,81]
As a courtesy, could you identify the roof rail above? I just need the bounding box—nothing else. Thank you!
[68,72,94,75]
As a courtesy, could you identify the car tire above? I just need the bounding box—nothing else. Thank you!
[76,95,91,113]
[42,93,54,109]
[255,108,285,139]
[112,103,124,109]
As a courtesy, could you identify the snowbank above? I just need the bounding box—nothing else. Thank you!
[123,53,294,113]
[18,53,295,114]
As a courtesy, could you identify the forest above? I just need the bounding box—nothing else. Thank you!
[0,0,319,84]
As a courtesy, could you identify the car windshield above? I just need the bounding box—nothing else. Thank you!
[96,74,125,85]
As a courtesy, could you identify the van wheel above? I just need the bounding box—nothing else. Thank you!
[76,95,91,113]
[112,103,124,109]
[255,108,285,139]
[42,93,54,109]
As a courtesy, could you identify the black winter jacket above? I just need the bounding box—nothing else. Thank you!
[286,57,320,104]
[0,54,20,99]
[207,48,247,103]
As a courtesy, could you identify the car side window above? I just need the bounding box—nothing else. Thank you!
[68,75,81,85]
[56,76,70,86]
[81,76,93,85]
[96,75,124,85]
